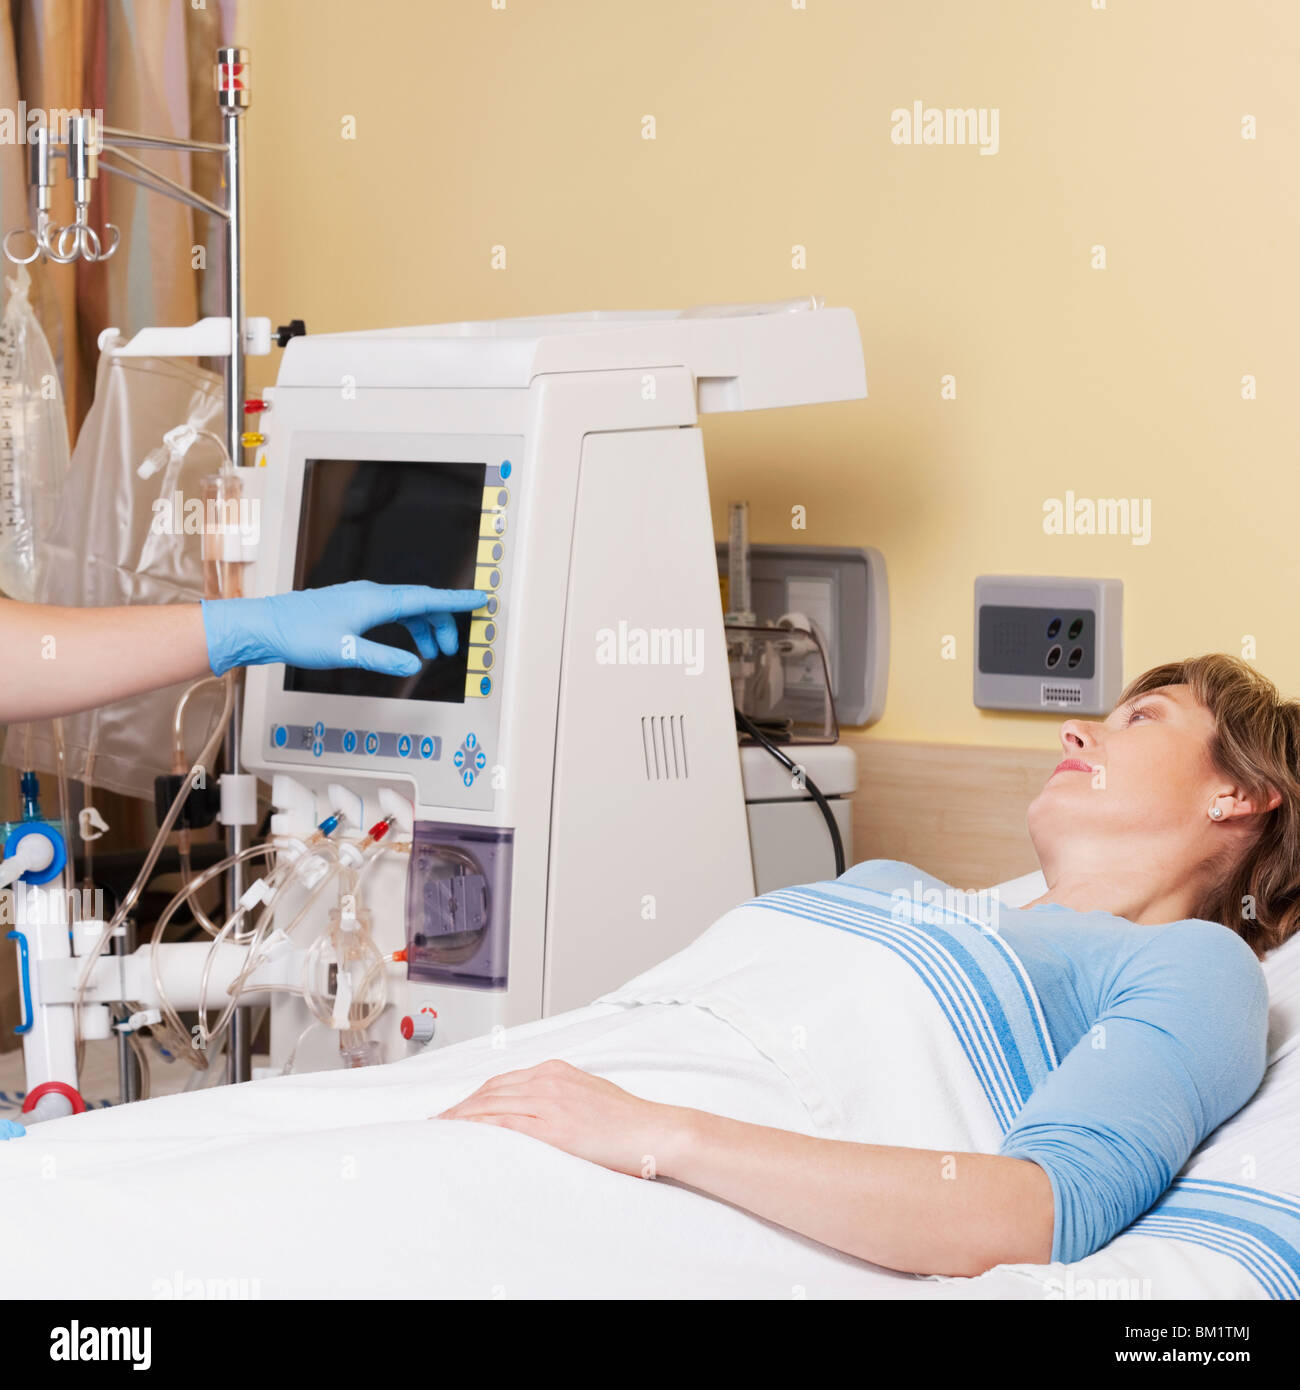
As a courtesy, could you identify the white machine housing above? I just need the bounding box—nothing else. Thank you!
[740,743,857,896]
[240,302,867,1068]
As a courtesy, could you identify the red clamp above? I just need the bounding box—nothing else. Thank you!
[22,1080,87,1115]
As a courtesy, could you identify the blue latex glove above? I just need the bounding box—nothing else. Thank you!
[201,581,488,677]
[0,1117,25,1139]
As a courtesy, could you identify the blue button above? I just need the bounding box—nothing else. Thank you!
[364,732,379,755]
[397,735,412,758]
[341,730,356,753]
[480,676,492,696]
[500,460,512,479]
[273,725,288,748]
[313,721,325,739]
[312,739,324,758]
[465,732,477,749]
[453,749,465,769]
[474,750,486,771]
[462,770,475,787]
[420,736,435,760]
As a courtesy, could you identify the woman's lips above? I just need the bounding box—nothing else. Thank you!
[1053,758,1094,776]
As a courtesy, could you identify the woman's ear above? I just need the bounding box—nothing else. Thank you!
[1212,789,1284,817]
[1227,786,1283,817]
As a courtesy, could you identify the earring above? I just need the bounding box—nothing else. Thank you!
[1209,805,1225,820]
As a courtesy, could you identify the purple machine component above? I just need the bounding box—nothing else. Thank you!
[404,821,513,989]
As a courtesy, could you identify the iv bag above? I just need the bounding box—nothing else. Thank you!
[2,345,228,800]
[0,266,70,602]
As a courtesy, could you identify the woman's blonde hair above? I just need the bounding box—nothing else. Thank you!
[1120,655,1300,956]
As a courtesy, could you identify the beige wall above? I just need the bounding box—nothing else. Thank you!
[241,0,1300,748]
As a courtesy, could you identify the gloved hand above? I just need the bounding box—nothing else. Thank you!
[0,1117,25,1139]
[201,581,488,677]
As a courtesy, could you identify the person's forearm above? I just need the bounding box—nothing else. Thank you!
[657,1107,1054,1277]
[0,598,212,723]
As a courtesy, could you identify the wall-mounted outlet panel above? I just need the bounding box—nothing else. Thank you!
[974,576,1122,715]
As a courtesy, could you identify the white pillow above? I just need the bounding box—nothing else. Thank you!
[991,869,1046,909]
[1262,933,1300,1064]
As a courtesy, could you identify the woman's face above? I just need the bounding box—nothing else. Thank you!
[1027,685,1221,854]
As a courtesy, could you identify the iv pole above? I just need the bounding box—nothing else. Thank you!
[217,48,251,1085]
[3,47,257,1082]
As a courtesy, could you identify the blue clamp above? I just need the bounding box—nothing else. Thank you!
[2,822,67,886]
[6,930,32,1035]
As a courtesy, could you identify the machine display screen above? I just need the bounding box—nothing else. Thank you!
[284,457,487,704]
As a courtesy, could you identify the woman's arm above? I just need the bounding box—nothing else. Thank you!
[436,1059,1055,1277]
[998,922,1269,1264]
[0,582,486,724]
[664,1105,1053,1276]
[0,597,210,723]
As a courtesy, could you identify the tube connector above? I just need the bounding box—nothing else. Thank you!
[218,773,258,827]
[118,1008,161,1033]
[336,841,365,869]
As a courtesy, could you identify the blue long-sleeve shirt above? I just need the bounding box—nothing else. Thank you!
[834,860,1269,1264]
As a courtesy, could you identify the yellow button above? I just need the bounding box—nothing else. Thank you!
[482,485,509,511]
[473,566,501,591]
[479,512,507,537]
[466,645,495,673]
[476,538,505,565]
[464,671,488,698]
[469,619,496,644]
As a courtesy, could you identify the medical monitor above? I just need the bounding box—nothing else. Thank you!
[285,457,487,704]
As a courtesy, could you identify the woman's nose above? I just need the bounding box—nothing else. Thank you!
[1059,718,1099,752]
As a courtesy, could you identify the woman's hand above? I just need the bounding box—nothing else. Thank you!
[201,581,488,677]
[435,1059,688,1180]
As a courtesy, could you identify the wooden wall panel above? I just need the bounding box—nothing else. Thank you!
[842,735,1061,890]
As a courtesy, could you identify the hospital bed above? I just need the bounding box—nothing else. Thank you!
[0,868,1295,1300]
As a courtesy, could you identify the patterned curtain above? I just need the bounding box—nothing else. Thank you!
[0,0,237,432]
[0,1,240,1040]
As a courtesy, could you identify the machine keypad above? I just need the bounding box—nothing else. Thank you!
[272,725,442,763]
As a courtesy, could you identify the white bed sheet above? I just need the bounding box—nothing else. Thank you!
[0,998,1040,1299]
[2,869,1295,1300]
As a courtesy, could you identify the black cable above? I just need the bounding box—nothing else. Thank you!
[735,706,846,877]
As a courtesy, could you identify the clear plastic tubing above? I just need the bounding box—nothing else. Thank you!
[145,841,277,1062]
[155,810,344,1021]
[172,674,227,938]
[194,819,347,1049]
[73,671,235,1063]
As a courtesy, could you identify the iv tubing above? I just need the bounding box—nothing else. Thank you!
[172,674,231,938]
[144,841,277,1064]
[81,743,96,894]
[154,834,344,1063]
[72,671,234,1069]
[51,718,74,899]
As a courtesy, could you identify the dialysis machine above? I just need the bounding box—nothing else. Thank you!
[4,298,867,1102]
[241,301,867,1070]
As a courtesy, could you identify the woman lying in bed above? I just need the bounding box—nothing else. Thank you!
[438,654,1299,1278]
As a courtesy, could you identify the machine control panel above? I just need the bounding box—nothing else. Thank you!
[451,732,490,787]
[254,434,522,812]
[272,724,443,761]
